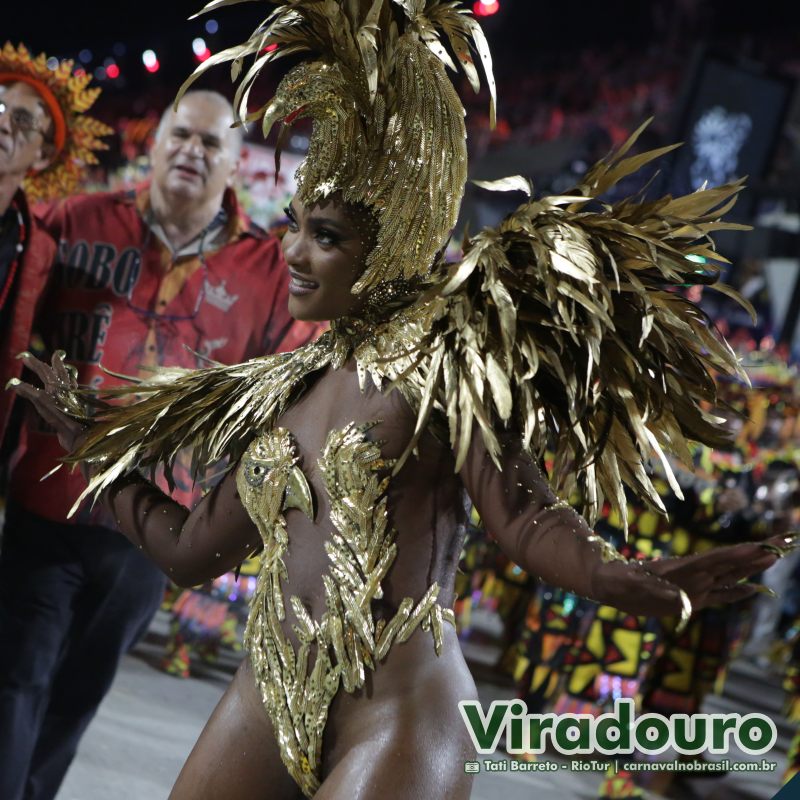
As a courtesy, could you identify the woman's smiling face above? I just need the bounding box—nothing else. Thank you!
[282,195,376,322]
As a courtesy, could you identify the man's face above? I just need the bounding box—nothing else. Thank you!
[150,95,238,205]
[0,82,53,180]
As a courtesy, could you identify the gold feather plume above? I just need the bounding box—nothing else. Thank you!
[61,12,749,537]
[66,128,750,531]
[178,0,495,294]
[386,121,752,530]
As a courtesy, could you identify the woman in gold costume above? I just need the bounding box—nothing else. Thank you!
[10,1,795,797]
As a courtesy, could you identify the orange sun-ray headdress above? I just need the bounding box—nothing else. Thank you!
[0,42,113,202]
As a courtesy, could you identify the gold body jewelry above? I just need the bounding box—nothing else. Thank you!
[237,422,453,796]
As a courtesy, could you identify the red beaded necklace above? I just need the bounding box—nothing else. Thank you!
[0,199,25,311]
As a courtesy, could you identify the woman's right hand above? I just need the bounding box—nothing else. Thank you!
[8,351,87,454]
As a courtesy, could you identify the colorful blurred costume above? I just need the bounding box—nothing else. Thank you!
[495,356,800,798]
[161,559,260,679]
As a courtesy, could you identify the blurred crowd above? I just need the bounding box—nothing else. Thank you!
[456,347,800,798]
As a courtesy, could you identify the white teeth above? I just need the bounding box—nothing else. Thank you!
[291,275,318,289]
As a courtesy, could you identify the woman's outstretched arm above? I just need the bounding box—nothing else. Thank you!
[458,428,783,619]
[10,353,260,587]
[99,468,260,587]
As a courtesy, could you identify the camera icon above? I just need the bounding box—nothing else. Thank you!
[464,761,480,774]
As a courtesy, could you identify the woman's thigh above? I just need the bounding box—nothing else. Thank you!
[169,657,302,800]
[315,715,475,800]
[317,631,478,800]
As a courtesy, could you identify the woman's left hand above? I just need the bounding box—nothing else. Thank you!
[8,351,86,454]
[642,534,795,610]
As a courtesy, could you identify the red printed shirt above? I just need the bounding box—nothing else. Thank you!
[10,185,321,522]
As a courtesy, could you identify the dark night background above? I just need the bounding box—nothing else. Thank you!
[7,0,800,97]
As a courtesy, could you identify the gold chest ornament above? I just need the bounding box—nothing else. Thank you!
[236,421,454,797]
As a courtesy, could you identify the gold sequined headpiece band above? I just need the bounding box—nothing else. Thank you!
[180,0,495,295]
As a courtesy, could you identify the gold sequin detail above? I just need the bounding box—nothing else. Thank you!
[238,421,452,797]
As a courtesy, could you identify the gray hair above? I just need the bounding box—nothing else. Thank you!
[154,90,245,156]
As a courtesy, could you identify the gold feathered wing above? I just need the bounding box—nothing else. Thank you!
[393,125,752,530]
[65,131,748,534]
[64,341,334,516]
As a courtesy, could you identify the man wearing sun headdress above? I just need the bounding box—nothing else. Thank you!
[0,44,109,443]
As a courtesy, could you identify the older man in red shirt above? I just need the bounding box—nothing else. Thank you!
[0,86,319,800]
[0,98,54,440]
[0,40,112,441]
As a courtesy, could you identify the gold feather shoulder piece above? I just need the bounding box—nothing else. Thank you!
[64,338,335,515]
[60,124,747,536]
[393,123,753,530]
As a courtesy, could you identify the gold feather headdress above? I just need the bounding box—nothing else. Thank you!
[180,0,495,294]
[0,42,113,202]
